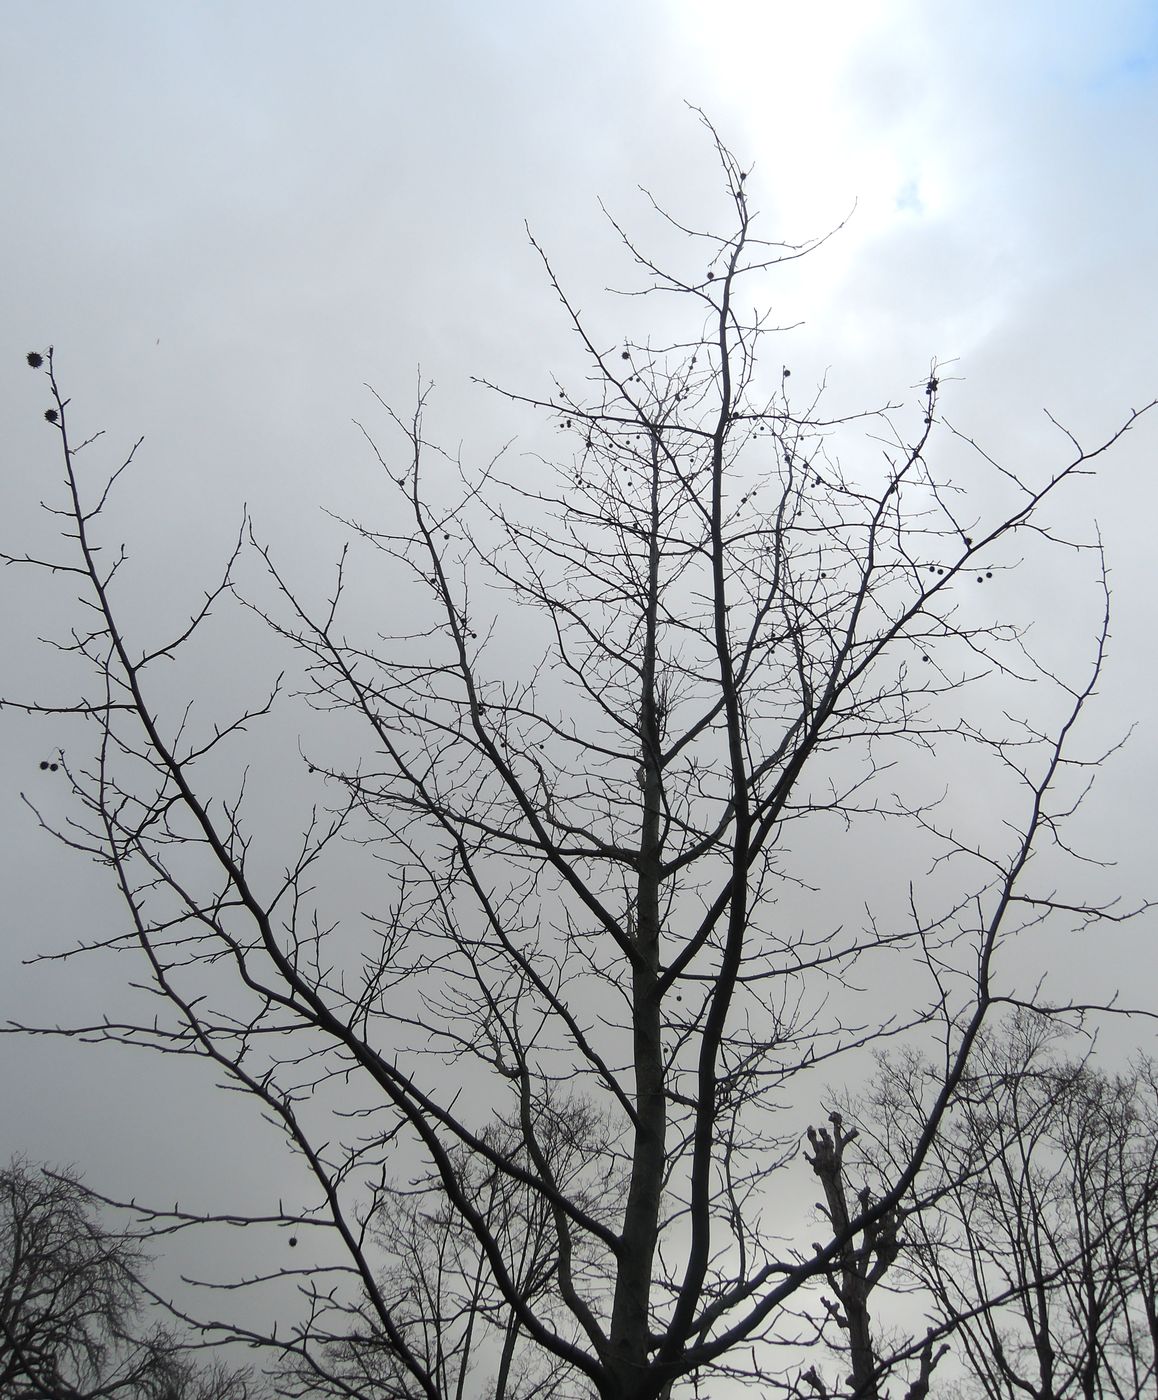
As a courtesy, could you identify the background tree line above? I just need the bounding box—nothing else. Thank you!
[7,1019,1155,1399]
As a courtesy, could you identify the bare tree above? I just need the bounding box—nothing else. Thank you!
[0,1159,251,1400]
[4,118,1154,1400]
[1115,1061,1158,1395]
[857,1018,1158,1400]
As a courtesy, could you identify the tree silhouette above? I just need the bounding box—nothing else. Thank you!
[857,1017,1158,1400]
[5,117,1154,1400]
[0,1159,252,1400]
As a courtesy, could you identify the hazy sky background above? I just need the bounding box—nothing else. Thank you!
[2,0,1157,1329]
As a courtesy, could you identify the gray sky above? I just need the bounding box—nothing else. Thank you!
[2,0,1157,1340]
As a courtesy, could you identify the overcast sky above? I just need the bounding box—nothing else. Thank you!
[2,0,1157,1326]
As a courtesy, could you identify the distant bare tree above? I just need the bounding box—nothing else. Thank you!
[0,1159,251,1400]
[857,1018,1158,1400]
[281,1108,615,1400]
[5,116,1154,1400]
